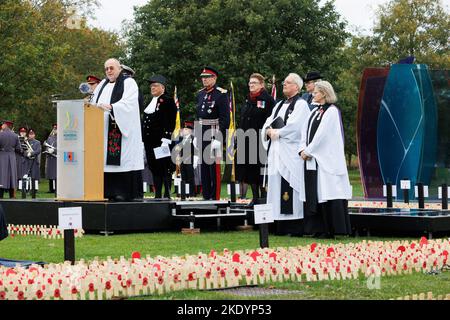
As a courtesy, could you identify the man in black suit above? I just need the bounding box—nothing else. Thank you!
[142,75,177,199]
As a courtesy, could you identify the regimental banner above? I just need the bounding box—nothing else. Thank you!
[57,100,85,200]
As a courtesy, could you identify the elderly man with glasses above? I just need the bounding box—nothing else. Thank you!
[91,58,144,202]
[261,73,311,235]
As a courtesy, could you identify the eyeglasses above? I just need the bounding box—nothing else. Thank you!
[248,81,261,85]
[105,66,115,71]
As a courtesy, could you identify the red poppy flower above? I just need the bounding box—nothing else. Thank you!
[232,253,240,263]
[105,281,112,290]
[17,291,25,300]
[269,252,277,261]
[142,277,149,286]
[71,287,78,295]
[205,271,211,279]
[234,268,240,277]
[220,269,226,278]
[158,276,164,285]
[126,279,132,287]
[188,273,195,282]
[259,268,265,276]
[246,269,252,277]
[54,289,61,298]
[310,243,317,253]
[296,267,302,275]
[89,283,95,292]
[0,292,5,300]
[36,290,43,299]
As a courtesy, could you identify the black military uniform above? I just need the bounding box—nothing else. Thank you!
[0,121,22,198]
[196,67,230,200]
[142,75,177,199]
[176,121,196,197]
[23,129,41,197]
[44,124,57,193]
[236,89,275,202]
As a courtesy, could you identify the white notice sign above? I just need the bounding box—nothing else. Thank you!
[154,145,171,159]
[400,180,411,190]
[58,207,82,230]
[254,203,274,224]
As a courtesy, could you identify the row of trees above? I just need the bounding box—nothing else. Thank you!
[0,0,123,137]
[1,0,448,162]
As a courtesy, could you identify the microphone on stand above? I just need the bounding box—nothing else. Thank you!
[79,82,91,95]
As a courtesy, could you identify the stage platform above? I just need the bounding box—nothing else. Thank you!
[1,198,450,237]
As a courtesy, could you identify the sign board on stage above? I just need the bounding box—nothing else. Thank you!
[414,185,429,198]
[383,185,398,197]
[438,187,450,199]
[254,204,274,224]
[58,207,82,230]
[400,180,411,190]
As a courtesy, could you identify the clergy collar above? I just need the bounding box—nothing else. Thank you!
[285,94,299,103]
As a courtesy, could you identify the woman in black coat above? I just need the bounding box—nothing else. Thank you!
[142,75,177,199]
[236,73,275,205]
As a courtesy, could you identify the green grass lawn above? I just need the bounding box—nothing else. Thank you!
[1,231,449,300]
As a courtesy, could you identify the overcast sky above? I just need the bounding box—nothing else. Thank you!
[89,0,449,35]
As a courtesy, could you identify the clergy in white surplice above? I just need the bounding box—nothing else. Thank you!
[92,58,144,202]
[261,73,310,222]
[299,80,352,238]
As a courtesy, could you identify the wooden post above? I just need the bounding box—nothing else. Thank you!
[64,229,75,265]
[259,223,269,248]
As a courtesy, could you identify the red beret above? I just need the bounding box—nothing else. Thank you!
[86,75,101,84]
[19,127,27,133]
[2,120,14,127]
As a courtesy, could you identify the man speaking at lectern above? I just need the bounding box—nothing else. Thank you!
[92,58,144,202]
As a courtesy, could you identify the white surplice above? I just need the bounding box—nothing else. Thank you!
[299,105,352,202]
[92,78,144,173]
[261,98,310,220]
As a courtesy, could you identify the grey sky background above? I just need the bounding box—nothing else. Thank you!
[88,0,426,35]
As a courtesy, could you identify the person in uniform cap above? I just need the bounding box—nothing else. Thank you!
[44,123,57,193]
[142,75,177,199]
[16,127,28,184]
[175,120,197,197]
[121,65,136,78]
[0,121,22,198]
[91,58,145,202]
[301,71,323,108]
[86,75,102,94]
[196,66,230,200]
[23,128,41,197]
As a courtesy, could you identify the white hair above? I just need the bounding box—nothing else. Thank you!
[315,80,337,104]
[287,73,303,93]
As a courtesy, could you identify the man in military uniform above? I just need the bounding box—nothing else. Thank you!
[23,128,41,197]
[0,120,22,198]
[44,123,57,193]
[16,126,28,185]
[196,67,230,200]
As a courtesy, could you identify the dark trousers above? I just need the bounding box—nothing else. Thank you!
[201,162,216,200]
[0,188,15,199]
[153,174,171,198]
[180,163,195,197]
[48,179,56,193]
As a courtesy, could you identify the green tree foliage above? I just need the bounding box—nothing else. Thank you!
[0,0,124,139]
[126,0,349,120]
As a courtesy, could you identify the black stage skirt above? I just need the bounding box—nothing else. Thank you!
[104,170,143,201]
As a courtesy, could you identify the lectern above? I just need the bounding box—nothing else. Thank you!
[56,100,104,201]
